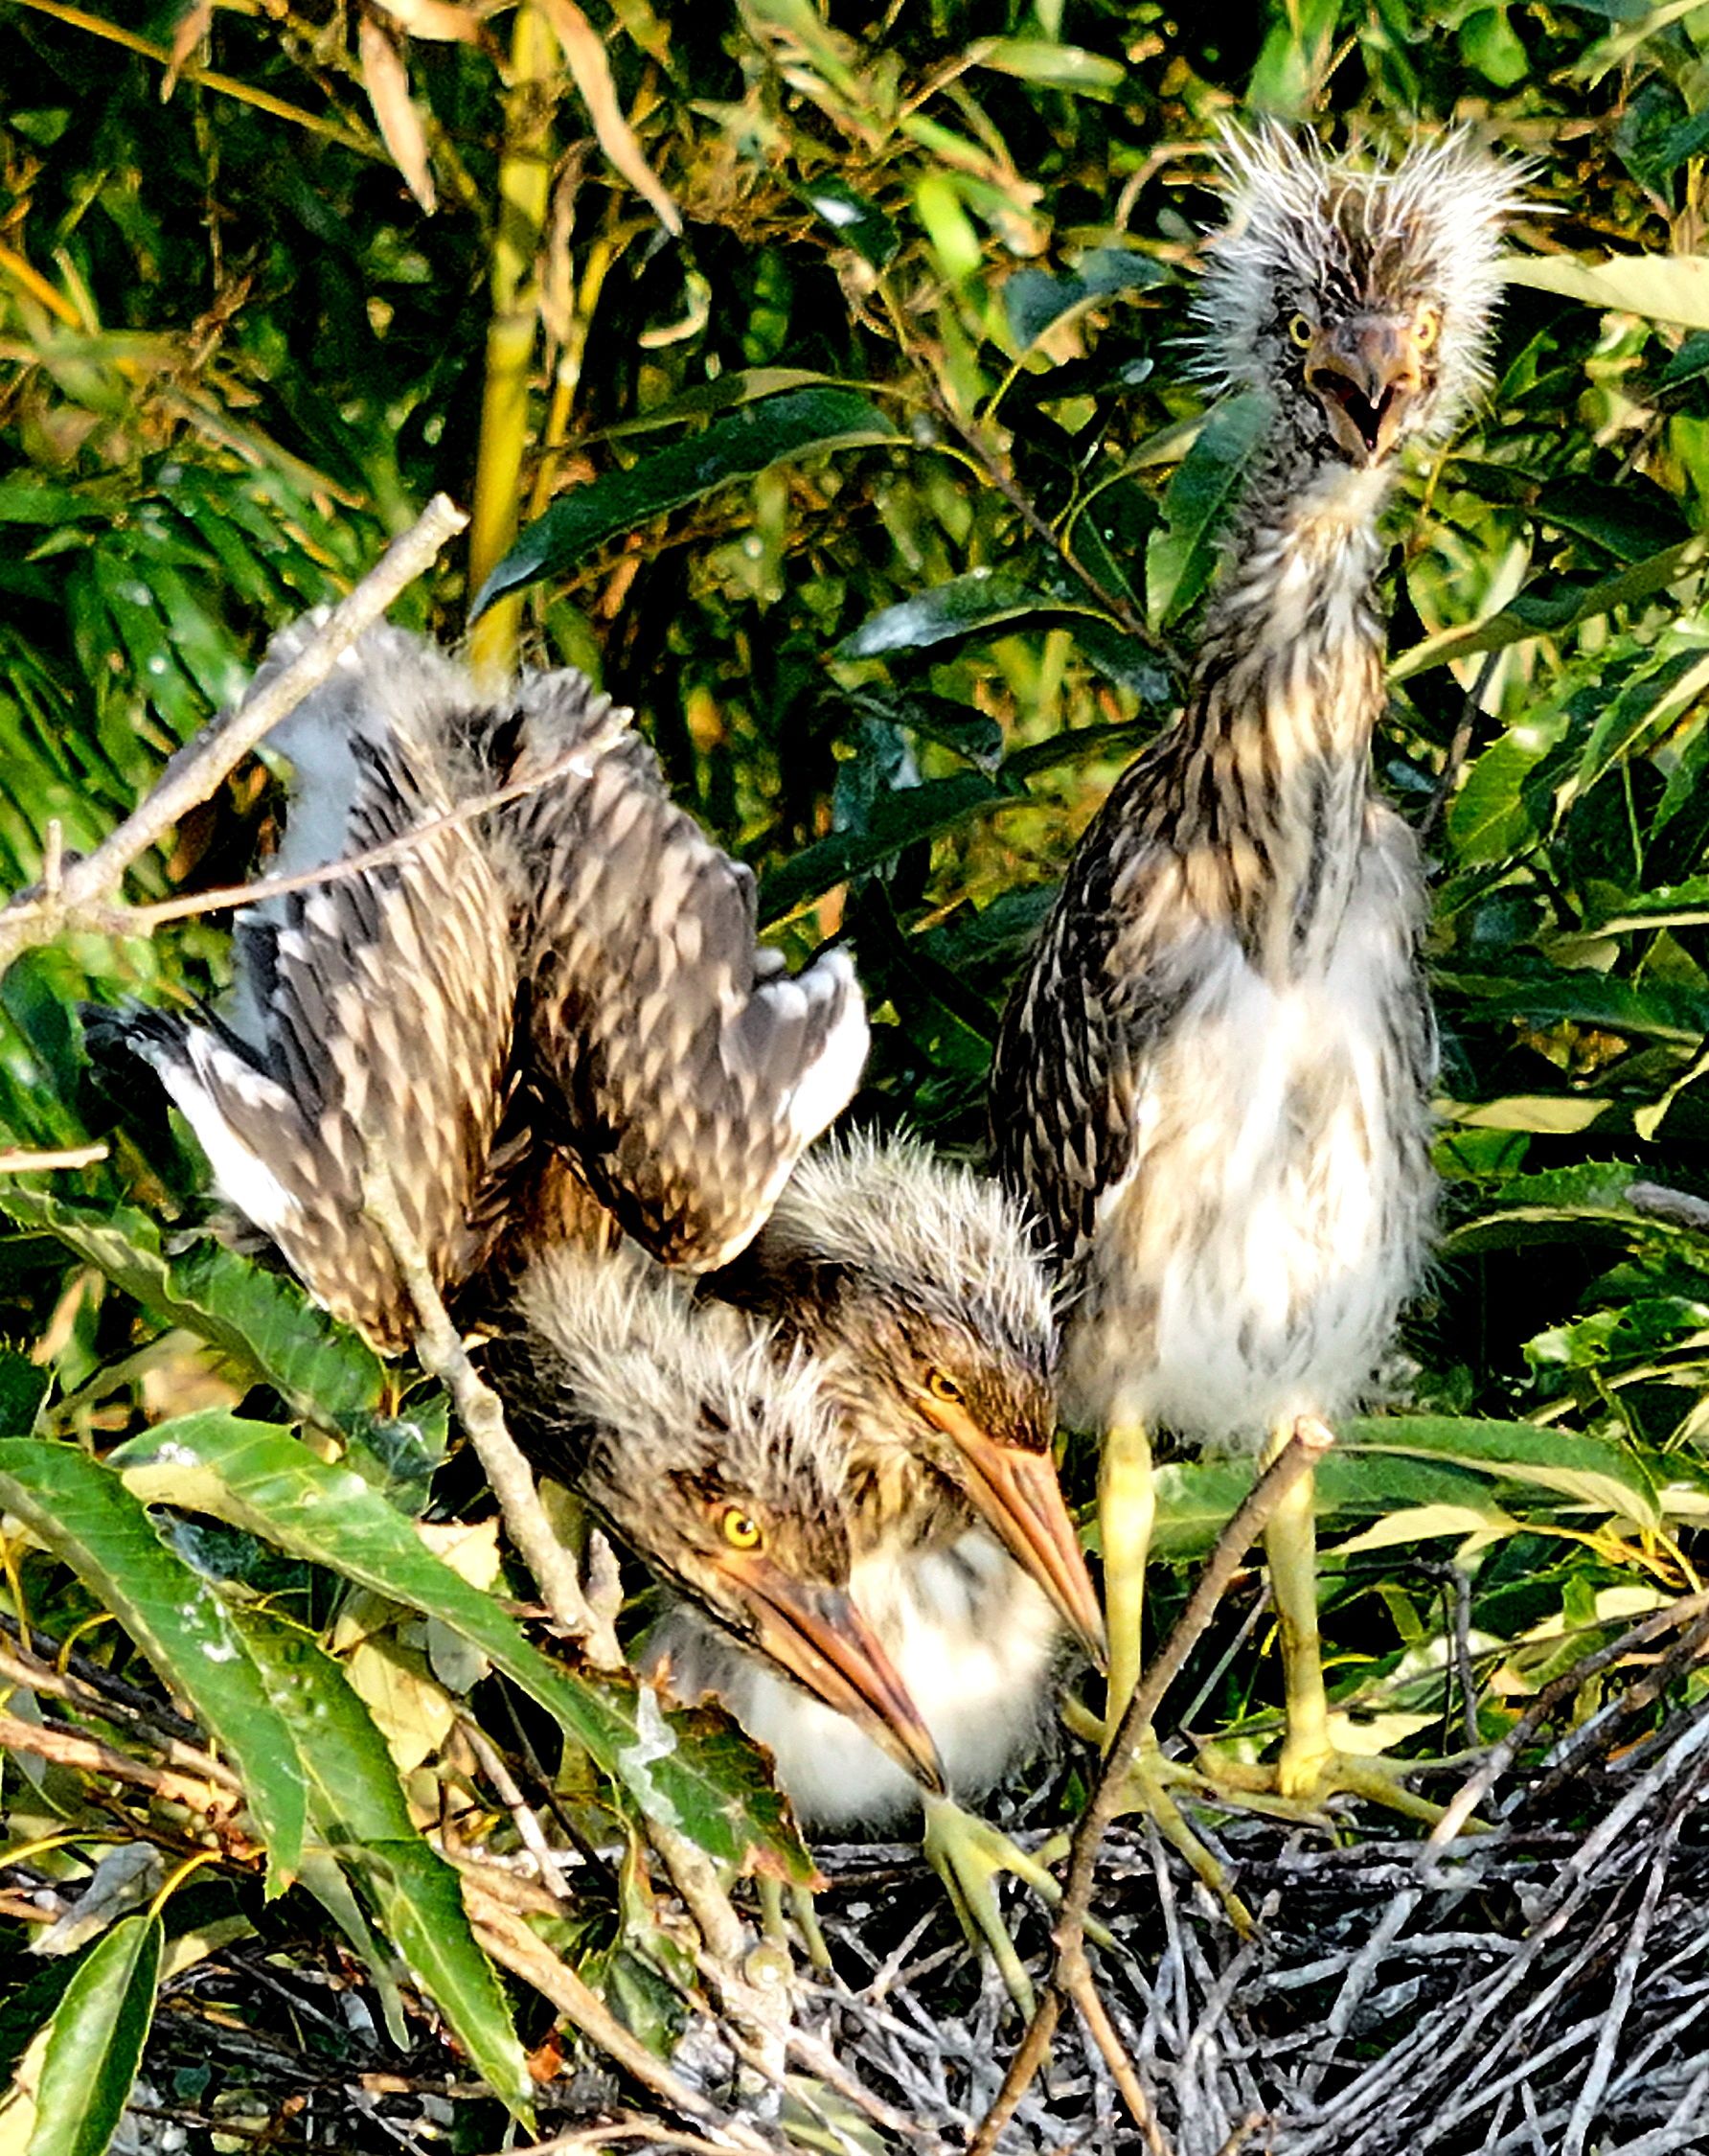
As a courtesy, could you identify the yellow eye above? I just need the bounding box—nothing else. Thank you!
[1287,313,1313,349]
[926,1369,964,1405]
[719,1506,763,1551]
[1415,305,1441,351]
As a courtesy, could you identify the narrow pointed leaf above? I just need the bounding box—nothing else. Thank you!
[1145,393,1269,627]
[113,1413,812,1878]
[0,1441,308,1877]
[1505,252,1709,331]
[759,771,1010,925]
[25,1914,162,2156]
[475,389,900,613]
[1340,1415,1659,1528]
[838,568,1107,659]
[234,1612,532,2118]
[0,1187,385,1421]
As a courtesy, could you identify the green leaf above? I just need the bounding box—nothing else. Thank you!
[1391,538,1709,680]
[1340,1415,1659,1529]
[233,1612,532,2118]
[1505,252,1709,331]
[474,388,900,613]
[25,1914,161,2156]
[1145,394,1270,627]
[0,1345,49,1433]
[759,771,1011,925]
[974,37,1126,91]
[0,1440,308,1879]
[112,1413,812,1879]
[0,1187,385,1422]
[1447,1163,1709,1253]
[796,182,898,269]
[1437,967,1709,1044]
[1003,249,1167,354]
[837,568,1107,660]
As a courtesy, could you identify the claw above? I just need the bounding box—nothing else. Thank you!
[922,1795,1061,2013]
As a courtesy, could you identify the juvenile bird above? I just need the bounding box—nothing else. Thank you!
[101,621,868,1343]
[679,1130,1105,2004]
[991,129,1520,1807]
[491,1242,946,1800]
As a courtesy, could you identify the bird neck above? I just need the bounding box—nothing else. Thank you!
[1174,459,1393,972]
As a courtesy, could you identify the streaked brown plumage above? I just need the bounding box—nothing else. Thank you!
[488,1240,946,1797]
[101,619,867,1347]
[990,129,1522,1795]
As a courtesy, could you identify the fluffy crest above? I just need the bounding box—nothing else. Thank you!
[512,1242,844,1505]
[764,1129,1057,1356]
[1193,125,1527,447]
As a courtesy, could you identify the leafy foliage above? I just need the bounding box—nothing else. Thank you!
[7,0,1709,2145]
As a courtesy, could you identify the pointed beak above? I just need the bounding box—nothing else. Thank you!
[1305,315,1424,464]
[927,1404,1108,1672]
[717,1555,948,1798]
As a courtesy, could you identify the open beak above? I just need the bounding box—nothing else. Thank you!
[1305,315,1423,465]
[718,1556,948,1797]
[929,1404,1108,1672]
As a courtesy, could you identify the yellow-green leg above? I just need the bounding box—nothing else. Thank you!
[757,1874,831,1968]
[1100,1417,1154,1744]
[922,1793,1073,2014]
[1083,1417,1252,1929]
[1231,1415,1447,1823]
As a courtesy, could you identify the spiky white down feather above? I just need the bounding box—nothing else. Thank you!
[515,1242,839,1475]
[651,1528,1061,1829]
[1063,809,1432,1442]
[1195,126,1524,447]
[766,1129,1056,1350]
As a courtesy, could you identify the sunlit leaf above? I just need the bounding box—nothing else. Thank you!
[0,1440,308,1880]
[113,1413,813,1879]
[25,1915,161,2156]
[475,389,900,612]
[1506,251,1709,330]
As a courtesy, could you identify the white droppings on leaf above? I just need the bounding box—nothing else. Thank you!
[615,1683,682,1828]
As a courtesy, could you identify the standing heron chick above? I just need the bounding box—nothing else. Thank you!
[991,129,1522,1806]
[687,1130,1104,2005]
[490,1242,946,1800]
[99,620,868,1345]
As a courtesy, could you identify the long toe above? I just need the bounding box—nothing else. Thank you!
[921,1796,1062,2014]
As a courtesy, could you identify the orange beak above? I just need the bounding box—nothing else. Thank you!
[1305,315,1424,464]
[923,1400,1108,1672]
[715,1554,947,1797]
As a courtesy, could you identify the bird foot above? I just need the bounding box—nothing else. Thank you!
[921,1796,1064,2014]
[1195,1735,1451,1827]
[757,1875,832,1969]
[1108,1733,1256,1932]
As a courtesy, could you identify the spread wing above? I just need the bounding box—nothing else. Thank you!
[488,671,870,1271]
[108,643,515,1350]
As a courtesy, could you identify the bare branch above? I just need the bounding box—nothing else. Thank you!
[0,493,467,979]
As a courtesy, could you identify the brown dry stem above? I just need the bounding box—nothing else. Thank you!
[971,1417,1334,2156]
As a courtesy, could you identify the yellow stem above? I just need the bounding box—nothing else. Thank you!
[467,4,558,681]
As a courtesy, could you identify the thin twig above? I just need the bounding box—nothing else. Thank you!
[361,1157,623,1667]
[0,1144,109,1174]
[111,716,628,934]
[0,493,467,980]
[970,1419,1333,2154]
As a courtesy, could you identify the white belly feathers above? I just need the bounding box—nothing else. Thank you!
[1063,845,1432,1445]
[650,1529,1063,1833]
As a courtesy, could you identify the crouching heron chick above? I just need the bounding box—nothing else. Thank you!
[489,1241,946,1800]
[991,128,1522,1818]
[98,617,868,1346]
[681,1130,1105,2007]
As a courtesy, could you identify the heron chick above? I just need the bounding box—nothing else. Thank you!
[991,128,1522,1808]
[490,1241,946,1800]
[680,1130,1104,2005]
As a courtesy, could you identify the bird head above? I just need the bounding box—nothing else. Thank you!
[496,1245,947,1797]
[718,1132,1107,1670]
[1194,127,1525,474]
